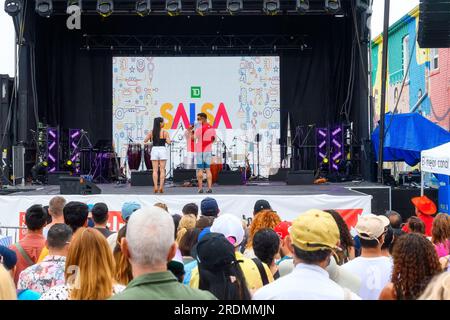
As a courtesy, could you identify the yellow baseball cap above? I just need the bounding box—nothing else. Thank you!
[289,209,340,252]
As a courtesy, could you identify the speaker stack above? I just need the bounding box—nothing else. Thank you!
[286,170,315,185]
[60,176,102,195]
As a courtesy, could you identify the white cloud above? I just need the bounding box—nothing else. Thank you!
[371,0,420,39]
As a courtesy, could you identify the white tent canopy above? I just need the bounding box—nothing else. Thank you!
[420,142,450,196]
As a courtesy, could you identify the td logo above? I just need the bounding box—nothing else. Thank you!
[191,86,201,99]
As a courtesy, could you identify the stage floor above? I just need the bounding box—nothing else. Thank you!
[2,181,380,197]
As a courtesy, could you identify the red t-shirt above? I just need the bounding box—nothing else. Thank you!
[10,232,46,284]
[401,214,434,237]
[194,123,216,153]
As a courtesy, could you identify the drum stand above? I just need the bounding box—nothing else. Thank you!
[92,153,109,184]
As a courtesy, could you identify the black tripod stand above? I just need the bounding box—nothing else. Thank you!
[254,133,265,180]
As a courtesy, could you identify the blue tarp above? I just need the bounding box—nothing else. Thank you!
[372,113,450,166]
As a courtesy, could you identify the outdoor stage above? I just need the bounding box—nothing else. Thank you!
[0,181,377,238]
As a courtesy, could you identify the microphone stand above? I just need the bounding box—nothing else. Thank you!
[167,123,184,180]
[215,135,231,170]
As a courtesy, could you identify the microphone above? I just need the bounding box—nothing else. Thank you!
[128,136,134,143]
[81,129,88,134]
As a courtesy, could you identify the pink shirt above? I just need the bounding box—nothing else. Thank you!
[434,240,450,258]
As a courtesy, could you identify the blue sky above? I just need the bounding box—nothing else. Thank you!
[0,0,420,77]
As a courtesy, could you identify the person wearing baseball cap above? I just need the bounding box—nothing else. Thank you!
[253,199,272,216]
[253,209,361,300]
[200,197,220,217]
[121,201,142,222]
[0,245,17,272]
[341,213,392,300]
[107,201,142,251]
[402,195,437,237]
[190,214,274,292]
[192,232,251,300]
[273,221,294,277]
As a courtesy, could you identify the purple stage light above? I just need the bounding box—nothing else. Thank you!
[330,124,344,172]
[316,127,330,171]
[332,139,341,148]
[69,129,82,175]
[46,127,59,172]
[332,152,342,161]
[332,127,341,136]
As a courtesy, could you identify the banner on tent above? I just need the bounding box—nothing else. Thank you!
[421,155,450,175]
[0,194,371,240]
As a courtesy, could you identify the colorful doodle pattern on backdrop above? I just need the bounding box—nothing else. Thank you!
[113,56,280,176]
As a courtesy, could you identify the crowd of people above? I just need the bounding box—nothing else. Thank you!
[0,194,450,300]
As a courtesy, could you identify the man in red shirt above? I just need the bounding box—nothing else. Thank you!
[10,204,47,284]
[402,195,436,237]
[193,112,216,193]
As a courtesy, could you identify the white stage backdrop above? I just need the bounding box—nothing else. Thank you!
[113,56,280,176]
[0,193,371,241]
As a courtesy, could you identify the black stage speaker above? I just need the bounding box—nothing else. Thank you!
[268,168,289,182]
[60,176,101,195]
[47,171,71,185]
[351,186,391,216]
[131,170,154,186]
[391,187,439,222]
[217,170,242,185]
[287,170,314,185]
[173,169,196,183]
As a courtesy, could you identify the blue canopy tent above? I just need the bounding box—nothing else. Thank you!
[372,113,450,166]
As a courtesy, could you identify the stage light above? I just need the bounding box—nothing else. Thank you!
[66,160,73,166]
[296,0,309,12]
[196,0,211,15]
[263,0,279,15]
[67,0,81,10]
[35,0,53,18]
[226,0,242,15]
[4,0,21,17]
[325,0,341,13]
[97,0,113,17]
[135,0,150,17]
[166,0,181,16]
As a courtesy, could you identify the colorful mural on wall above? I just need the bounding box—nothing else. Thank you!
[371,6,450,132]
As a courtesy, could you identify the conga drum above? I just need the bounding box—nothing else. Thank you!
[127,143,142,171]
[144,143,153,170]
[210,163,223,184]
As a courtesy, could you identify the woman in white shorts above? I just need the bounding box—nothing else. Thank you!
[144,117,171,193]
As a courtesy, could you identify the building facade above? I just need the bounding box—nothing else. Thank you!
[372,6,450,131]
